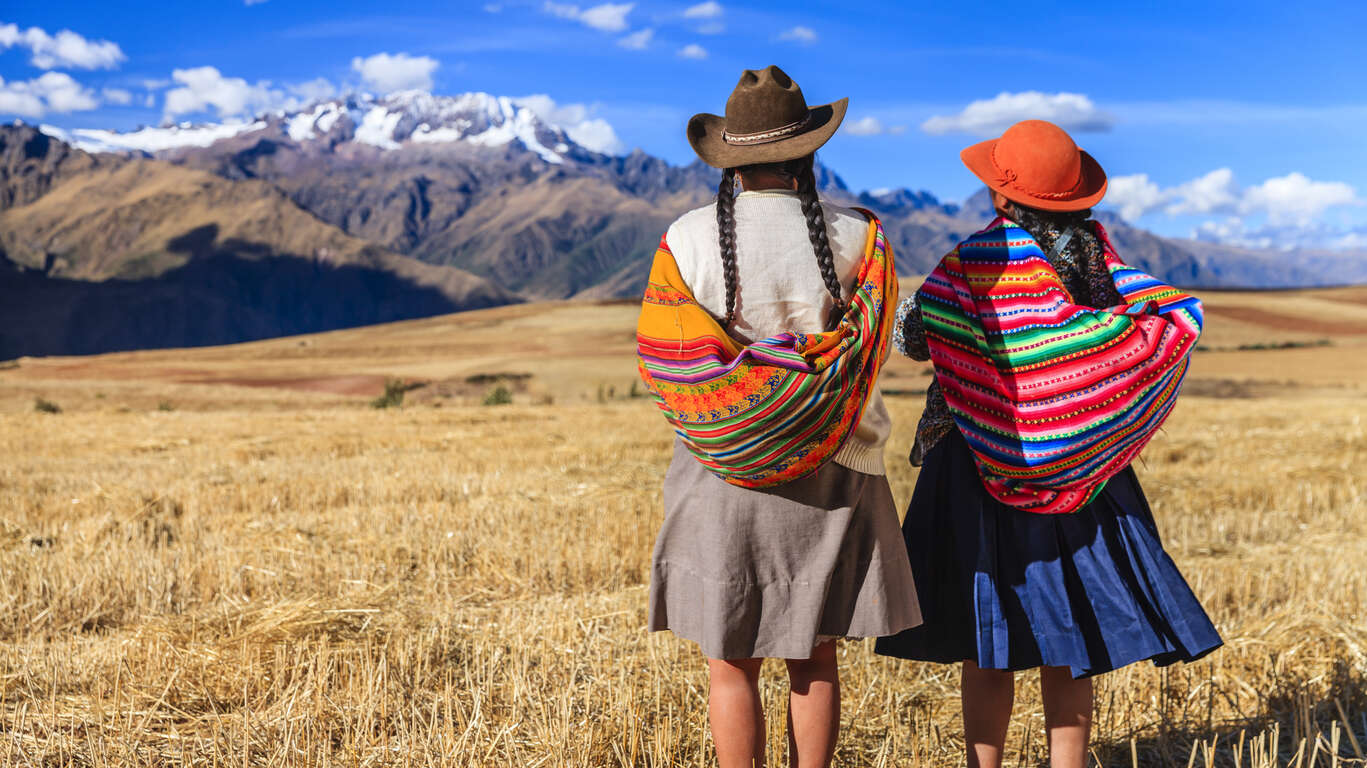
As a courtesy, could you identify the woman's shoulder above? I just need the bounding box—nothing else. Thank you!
[819,199,870,224]
[666,202,718,246]
[819,199,875,252]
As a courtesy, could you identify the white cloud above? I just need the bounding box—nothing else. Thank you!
[163,66,281,119]
[683,1,722,17]
[514,94,624,154]
[350,52,439,92]
[0,77,45,117]
[142,78,171,90]
[1121,167,1359,226]
[580,3,634,31]
[1102,168,1363,249]
[484,2,503,10]
[288,77,337,103]
[1165,168,1239,216]
[697,21,724,34]
[779,26,817,44]
[1328,229,1367,250]
[155,71,334,119]
[617,28,653,50]
[0,24,126,70]
[844,116,884,136]
[840,116,906,137]
[101,87,133,105]
[922,91,1113,136]
[1105,174,1168,221]
[1240,173,1359,226]
[244,0,269,5]
[1190,217,1350,252]
[0,72,101,117]
[544,2,634,32]
[678,43,707,59]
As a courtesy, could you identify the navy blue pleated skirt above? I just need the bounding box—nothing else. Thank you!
[875,429,1222,678]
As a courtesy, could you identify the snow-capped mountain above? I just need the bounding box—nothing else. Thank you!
[13,88,1367,358]
[40,90,619,165]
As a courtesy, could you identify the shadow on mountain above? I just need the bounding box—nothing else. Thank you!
[0,224,507,358]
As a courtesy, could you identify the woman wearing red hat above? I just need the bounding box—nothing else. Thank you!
[875,120,1222,768]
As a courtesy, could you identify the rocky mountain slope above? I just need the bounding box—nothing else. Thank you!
[87,90,1362,297]
[9,89,1366,357]
[0,124,512,358]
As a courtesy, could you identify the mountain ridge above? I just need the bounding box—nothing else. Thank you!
[6,90,1366,357]
[0,123,514,358]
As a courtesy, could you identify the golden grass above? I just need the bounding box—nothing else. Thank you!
[1,291,1365,766]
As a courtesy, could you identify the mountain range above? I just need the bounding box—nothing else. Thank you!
[5,89,1365,358]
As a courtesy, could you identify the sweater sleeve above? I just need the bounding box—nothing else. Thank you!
[891,294,931,361]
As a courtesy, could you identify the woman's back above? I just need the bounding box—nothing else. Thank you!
[666,189,871,344]
[665,188,890,476]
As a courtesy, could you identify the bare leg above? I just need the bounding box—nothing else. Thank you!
[961,660,1014,768]
[708,656,766,768]
[783,640,840,768]
[1039,665,1092,768]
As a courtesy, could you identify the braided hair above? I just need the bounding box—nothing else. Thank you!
[713,153,845,331]
[1005,202,1122,308]
[714,167,740,328]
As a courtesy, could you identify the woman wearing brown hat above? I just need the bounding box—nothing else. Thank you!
[635,65,920,766]
[874,120,1222,768]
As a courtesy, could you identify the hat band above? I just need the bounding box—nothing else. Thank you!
[990,144,1085,200]
[723,113,811,146]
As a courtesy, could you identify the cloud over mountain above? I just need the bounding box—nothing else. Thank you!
[0,72,100,117]
[0,22,126,70]
[351,52,438,93]
[1105,168,1361,249]
[164,67,281,119]
[922,91,1113,136]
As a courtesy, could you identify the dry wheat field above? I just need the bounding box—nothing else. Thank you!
[2,287,1366,767]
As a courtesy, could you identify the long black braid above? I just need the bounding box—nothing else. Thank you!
[793,154,846,330]
[715,167,740,328]
[713,153,844,331]
[1006,203,1122,308]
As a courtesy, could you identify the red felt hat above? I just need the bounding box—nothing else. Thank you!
[960,119,1107,212]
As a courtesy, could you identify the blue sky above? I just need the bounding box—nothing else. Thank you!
[3,0,1366,249]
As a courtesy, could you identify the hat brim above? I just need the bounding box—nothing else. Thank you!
[687,97,848,169]
[960,138,1108,212]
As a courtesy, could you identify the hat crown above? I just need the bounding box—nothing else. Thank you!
[723,65,809,136]
[992,120,1083,196]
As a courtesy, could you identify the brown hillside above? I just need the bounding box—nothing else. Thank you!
[3,286,1363,411]
[0,125,516,358]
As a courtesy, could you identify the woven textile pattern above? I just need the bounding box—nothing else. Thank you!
[636,214,897,488]
[918,216,1203,514]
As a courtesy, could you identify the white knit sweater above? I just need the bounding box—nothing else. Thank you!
[664,189,891,476]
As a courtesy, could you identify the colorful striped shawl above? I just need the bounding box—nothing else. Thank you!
[918,217,1203,514]
[636,213,897,488]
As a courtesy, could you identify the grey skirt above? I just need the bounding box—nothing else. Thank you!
[649,441,921,660]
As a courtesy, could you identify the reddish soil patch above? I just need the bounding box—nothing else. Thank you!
[1205,305,1367,336]
[202,374,389,396]
[1321,291,1367,308]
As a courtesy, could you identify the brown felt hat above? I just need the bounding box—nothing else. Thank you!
[687,65,848,169]
[960,119,1107,212]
